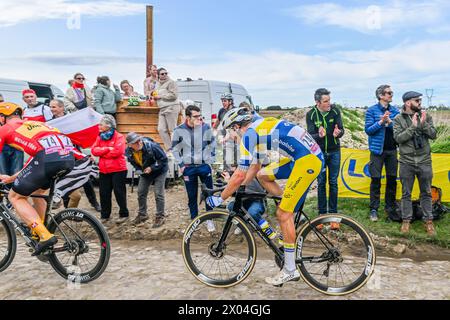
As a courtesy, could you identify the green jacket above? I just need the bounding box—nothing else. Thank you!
[393,109,437,165]
[93,84,122,114]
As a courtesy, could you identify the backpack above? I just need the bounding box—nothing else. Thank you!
[389,186,447,222]
[412,186,448,221]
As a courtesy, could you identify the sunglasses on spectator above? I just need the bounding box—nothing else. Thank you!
[384,91,394,96]
[191,114,202,118]
[76,77,85,80]
[159,72,168,76]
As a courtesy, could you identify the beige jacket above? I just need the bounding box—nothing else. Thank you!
[155,78,179,109]
[64,86,93,113]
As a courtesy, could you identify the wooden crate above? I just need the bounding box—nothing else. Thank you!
[116,99,183,148]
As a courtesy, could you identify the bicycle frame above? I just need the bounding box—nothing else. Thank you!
[208,188,338,266]
[0,180,84,253]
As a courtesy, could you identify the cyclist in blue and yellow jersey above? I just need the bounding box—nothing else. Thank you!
[206,107,324,286]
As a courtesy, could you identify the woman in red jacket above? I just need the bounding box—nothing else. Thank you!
[91,114,129,224]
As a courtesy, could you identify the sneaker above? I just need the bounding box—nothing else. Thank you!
[152,216,165,228]
[425,221,436,237]
[400,221,410,234]
[32,236,58,256]
[265,269,300,286]
[92,203,101,213]
[116,217,129,225]
[206,220,216,232]
[370,210,378,222]
[234,227,242,235]
[133,215,149,225]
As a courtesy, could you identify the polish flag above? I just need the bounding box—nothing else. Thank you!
[46,108,103,148]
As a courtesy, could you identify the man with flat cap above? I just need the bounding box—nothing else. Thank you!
[393,91,437,236]
[126,132,168,227]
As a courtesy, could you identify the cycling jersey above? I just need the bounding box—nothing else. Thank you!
[0,119,76,157]
[239,117,323,170]
[238,117,324,213]
[0,119,83,196]
[23,103,53,122]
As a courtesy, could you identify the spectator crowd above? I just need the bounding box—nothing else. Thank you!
[0,71,440,236]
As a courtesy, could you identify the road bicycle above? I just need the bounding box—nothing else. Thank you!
[182,184,376,295]
[0,179,110,283]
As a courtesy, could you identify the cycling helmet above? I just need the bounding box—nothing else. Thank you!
[220,93,234,101]
[0,102,23,117]
[221,107,253,129]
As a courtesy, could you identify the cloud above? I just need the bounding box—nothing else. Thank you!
[286,1,448,35]
[3,40,450,107]
[0,0,145,27]
[19,52,144,66]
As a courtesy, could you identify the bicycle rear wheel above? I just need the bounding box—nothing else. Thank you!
[47,208,110,283]
[0,217,16,272]
[296,214,376,295]
[182,211,257,288]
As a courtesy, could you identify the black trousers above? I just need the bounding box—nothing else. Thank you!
[99,171,129,219]
[369,150,398,211]
[83,179,99,205]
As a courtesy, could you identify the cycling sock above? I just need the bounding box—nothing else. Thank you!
[284,243,296,273]
[30,220,53,241]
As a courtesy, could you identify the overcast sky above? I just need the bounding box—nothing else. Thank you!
[1,0,450,107]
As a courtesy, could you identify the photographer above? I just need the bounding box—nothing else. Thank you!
[393,91,437,236]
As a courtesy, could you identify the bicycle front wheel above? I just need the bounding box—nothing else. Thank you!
[47,208,111,283]
[296,214,376,295]
[0,216,16,272]
[182,211,257,288]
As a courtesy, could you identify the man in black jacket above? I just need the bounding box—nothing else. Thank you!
[126,132,168,227]
[306,88,345,219]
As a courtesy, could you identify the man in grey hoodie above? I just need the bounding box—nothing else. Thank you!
[153,68,181,150]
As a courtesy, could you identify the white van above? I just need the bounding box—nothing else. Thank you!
[0,78,64,106]
[176,79,254,126]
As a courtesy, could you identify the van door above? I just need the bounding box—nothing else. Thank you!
[28,83,54,105]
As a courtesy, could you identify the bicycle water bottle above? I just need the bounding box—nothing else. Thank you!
[258,219,277,240]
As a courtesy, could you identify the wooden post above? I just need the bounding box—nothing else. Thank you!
[146,5,153,77]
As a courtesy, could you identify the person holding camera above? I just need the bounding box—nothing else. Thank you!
[393,91,437,236]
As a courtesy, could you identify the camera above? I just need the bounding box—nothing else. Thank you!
[413,133,424,149]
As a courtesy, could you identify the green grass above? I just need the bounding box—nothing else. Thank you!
[267,197,450,248]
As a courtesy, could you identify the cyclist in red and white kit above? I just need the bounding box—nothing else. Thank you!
[0,102,83,255]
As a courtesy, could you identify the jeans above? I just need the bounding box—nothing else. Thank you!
[99,170,129,219]
[137,172,167,217]
[183,164,213,219]
[317,151,340,214]
[400,162,433,221]
[228,200,265,224]
[0,145,24,175]
[369,150,398,212]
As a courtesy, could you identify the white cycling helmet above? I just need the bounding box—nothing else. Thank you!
[221,107,253,129]
[220,93,234,101]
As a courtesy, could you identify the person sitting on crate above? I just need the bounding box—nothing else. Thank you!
[125,132,168,227]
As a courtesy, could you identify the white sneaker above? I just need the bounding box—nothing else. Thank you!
[234,227,242,235]
[265,269,300,286]
[206,220,216,232]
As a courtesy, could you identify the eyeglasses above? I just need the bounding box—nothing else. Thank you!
[159,73,168,76]
[76,77,85,80]
[384,91,394,96]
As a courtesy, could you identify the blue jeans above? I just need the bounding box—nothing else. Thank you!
[228,199,265,224]
[0,145,24,175]
[183,164,213,219]
[317,150,341,214]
